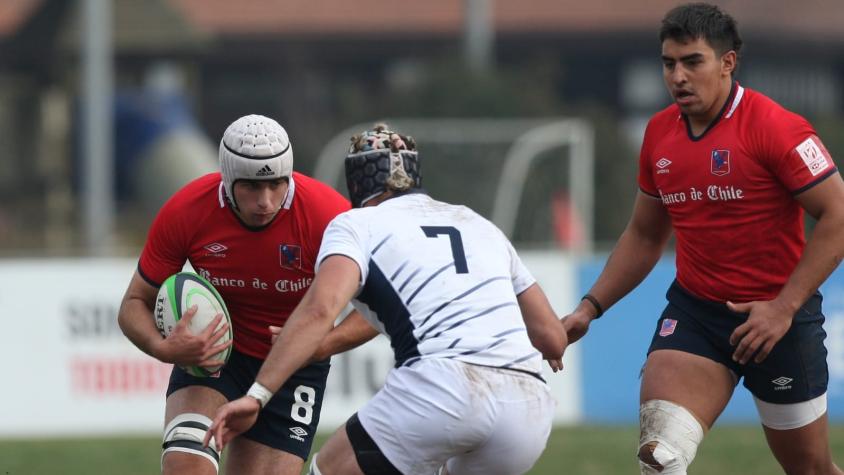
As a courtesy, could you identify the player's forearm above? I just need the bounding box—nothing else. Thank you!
[518,284,566,359]
[256,301,337,392]
[117,298,163,359]
[312,310,379,361]
[587,226,667,314]
[257,255,361,391]
[776,210,844,313]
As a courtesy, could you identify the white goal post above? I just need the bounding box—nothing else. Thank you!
[313,118,595,252]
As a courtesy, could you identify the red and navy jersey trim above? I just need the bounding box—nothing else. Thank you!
[137,262,162,288]
[791,167,839,195]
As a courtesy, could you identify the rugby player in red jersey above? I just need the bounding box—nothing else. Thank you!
[562,4,844,474]
[118,114,376,475]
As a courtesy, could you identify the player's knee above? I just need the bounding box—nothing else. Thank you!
[638,439,685,474]
[638,441,663,470]
[308,452,324,475]
[162,413,221,473]
[637,400,704,475]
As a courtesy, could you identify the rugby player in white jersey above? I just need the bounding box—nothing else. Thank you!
[205,123,568,475]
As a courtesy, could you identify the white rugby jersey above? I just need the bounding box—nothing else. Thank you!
[317,192,542,374]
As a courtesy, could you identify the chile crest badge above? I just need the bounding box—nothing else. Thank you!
[711,149,731,176]
[279,244,302,270]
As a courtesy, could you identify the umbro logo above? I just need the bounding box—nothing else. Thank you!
[289,426,308,442]
[203,243,228,255]
[656,158,672,175]
[772,376,793,390]
[255,164,274,177]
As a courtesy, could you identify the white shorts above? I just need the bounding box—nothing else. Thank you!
[358,358,556,475]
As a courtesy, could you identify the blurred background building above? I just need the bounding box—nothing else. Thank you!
[1,0,843,256]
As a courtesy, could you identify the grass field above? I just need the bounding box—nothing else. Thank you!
[2,425,844,474]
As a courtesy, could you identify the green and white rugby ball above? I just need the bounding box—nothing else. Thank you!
[154,272,233,376]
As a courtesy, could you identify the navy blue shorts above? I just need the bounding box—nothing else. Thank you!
[167,349,330,460]
[647,281,828,404]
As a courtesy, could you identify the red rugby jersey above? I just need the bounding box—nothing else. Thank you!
[139,171,351,359]
[639,83,837,302]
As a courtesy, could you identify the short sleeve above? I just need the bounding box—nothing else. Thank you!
[505,238,536,295]
[778,134,837,193]
[638,119,658,196]
[137,198,191,286]
[317,212,370,287]
[757,110,837,193]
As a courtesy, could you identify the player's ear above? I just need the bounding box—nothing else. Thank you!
[720,50,737,76]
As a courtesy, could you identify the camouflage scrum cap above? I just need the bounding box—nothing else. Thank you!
[344,123,421,207]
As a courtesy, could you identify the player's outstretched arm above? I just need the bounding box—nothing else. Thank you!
[254,255,361,387]
[311,310,379,361]
[268,310,379,363]
[517,283,568,372]
[204,393,262,451]
[730,173,844,364]
[562,191,672,343]
[206,255,361,449]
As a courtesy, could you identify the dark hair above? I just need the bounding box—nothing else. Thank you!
[660,3,742,60]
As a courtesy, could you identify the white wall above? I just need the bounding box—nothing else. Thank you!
[0,254,578,437]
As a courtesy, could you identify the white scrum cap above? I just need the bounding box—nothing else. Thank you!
[219,114,293,209]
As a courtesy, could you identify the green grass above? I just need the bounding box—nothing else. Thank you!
[2,425,844,474]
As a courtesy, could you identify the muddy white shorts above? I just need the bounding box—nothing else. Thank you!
[357,358,556,475]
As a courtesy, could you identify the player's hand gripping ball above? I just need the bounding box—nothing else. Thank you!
[154,272,233,376]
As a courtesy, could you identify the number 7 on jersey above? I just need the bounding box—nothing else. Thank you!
[421,226,468,274]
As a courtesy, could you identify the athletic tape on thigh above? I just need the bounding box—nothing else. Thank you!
[754,392,827,430]
[162,413,221,472]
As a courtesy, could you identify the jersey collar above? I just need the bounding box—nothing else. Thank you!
[724,82,745,119]
[281,173,296,210]
[682,80,743,142]
[381,188,429,205]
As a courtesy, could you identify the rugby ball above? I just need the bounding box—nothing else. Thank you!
[154,272,233,376]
